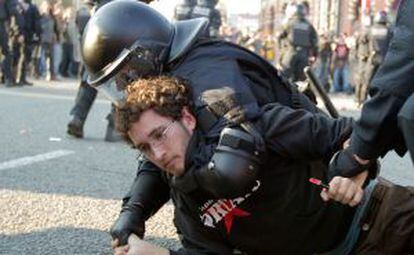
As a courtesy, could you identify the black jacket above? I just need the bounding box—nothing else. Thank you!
[350,0,414,159]
[119,39,352,254]
[168,104,354,255]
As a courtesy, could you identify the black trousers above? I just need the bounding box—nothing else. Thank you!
[70,70,115,126]
[0,22,13,82]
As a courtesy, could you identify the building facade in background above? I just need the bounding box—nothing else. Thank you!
[260,0,401,37]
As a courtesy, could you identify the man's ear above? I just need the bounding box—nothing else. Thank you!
[181,106,197,131]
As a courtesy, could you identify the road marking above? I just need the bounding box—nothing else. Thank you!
[0,89,109,104]
[0,150,75,171]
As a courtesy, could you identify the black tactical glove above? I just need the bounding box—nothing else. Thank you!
[110,203,145,246]
[329,148,379,180]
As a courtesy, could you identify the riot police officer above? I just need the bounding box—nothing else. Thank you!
[190,0,221,38]
[278,3,318,82]
[173,0,195,21]
[0,0,23,87]
[79,0,324,248]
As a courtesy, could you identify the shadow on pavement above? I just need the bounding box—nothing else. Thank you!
[0,228,181,255]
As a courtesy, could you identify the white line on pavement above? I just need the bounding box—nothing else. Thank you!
[0,150,75,171]
[0,89,109,104]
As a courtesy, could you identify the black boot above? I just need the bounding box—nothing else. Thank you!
[67,116,84,138]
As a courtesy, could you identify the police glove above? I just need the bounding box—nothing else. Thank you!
[329,148,379,180]
[110,203,145,246]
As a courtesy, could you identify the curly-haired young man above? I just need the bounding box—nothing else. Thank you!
[112,76,414,255]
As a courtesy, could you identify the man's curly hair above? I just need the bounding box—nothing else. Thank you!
[114,76,193,145]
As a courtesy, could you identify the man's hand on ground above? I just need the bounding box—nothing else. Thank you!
[118,233,169,255]
[112,238,130,255]
[320,170,368,207]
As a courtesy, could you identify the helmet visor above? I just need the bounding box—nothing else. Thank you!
[88,40,161,107]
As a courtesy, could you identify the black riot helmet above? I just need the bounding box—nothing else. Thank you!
[81,0,208,107]
[293,3,307,18]
[82,0,174,86]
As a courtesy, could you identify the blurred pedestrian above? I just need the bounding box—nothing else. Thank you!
[0,0,23,87]
[332,34,351,94]
[313,32,332,92]
[278,3,318,82]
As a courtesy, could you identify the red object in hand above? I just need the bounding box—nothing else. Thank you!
[309,178,330,189]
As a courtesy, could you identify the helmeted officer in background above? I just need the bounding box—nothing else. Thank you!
[278,3,318,83]
[66,0,153,140]
[173,0,195,21]
[0,0,23,87]
[12,0,38,86]
[190,0,221,38]
[79,0,324,248]
[355,12,392,106]
[354,28,370,106]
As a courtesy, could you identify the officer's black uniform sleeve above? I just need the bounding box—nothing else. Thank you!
[257,103,353,160]
[121,157,170,214]
[349,0,414,159]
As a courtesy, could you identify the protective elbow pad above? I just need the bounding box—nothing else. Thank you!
[195,127,262,198]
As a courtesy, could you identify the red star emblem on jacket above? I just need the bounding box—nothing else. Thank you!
[223,207,251,234]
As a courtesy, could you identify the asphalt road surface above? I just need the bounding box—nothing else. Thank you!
[0,79,412,254]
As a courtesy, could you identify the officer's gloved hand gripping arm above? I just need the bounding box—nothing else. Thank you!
[110,157,170,246]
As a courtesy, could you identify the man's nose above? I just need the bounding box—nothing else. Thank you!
[151,145,166,161]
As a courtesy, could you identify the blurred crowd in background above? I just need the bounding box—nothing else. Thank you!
[1,0,393,109]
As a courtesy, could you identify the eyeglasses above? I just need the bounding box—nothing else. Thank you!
[136,120,176,157]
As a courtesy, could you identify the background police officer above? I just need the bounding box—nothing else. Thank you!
[354,28,370,106]
[0,0,23,87]
[173,0,195,21]
[278,3,318,83]
[355,12,391,106]
[190,0,221,38]
[12,0,37,86]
